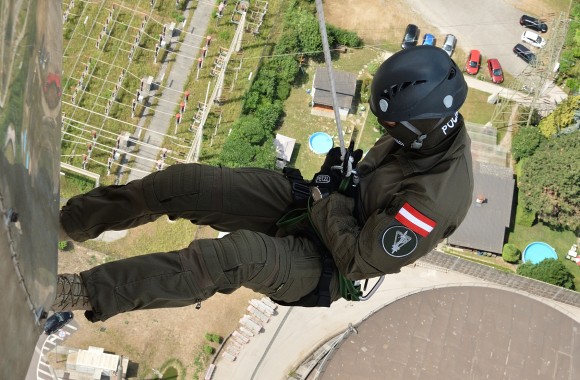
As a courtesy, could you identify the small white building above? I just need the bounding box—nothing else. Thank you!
[273,133,296,169]
[66,346,128,379]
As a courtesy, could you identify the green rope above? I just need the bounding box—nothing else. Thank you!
[306,195,362,302]
[277,188,362,302]
[339,274,362,301]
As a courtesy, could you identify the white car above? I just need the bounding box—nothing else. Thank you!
[521,31,546,48]
[441,34,457,57]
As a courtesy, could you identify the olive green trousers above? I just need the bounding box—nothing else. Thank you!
[61,164,339,321]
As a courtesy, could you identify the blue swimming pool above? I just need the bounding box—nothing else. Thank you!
[522,242,558,264]
[309,132,333,155]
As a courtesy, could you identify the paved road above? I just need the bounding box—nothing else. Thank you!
[25,319,79,380]
[127,0,215,181]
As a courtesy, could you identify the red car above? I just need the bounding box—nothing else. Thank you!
[486,58,504,84]
[465,50,481,75]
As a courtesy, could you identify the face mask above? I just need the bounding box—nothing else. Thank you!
[383,122,424,149]
[380,113,459,151]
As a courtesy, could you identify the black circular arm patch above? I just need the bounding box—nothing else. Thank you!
[381,225,418,258]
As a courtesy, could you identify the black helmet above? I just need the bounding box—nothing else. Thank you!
[369,46,467,122]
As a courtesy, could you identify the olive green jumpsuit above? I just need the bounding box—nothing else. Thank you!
[60,116,473,322]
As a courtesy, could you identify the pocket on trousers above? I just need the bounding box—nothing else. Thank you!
[114,271,202,312]
[270,277,295,300]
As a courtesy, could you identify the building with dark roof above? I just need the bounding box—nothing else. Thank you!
[311,67,357,119]
[447,160,515,254]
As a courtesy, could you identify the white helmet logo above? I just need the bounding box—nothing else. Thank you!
[443,95,453,108]
[379,99,389,112]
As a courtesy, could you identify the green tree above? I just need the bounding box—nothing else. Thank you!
[219,138,257,167]
[274,30,301,55]
[519,132,580,231]
[328,24,362,47]
[557,3,580,91]
[511,126,544,162]
[255,102,283,133]
[517,259,575,290]
[538,96,580,137]
[502,243,521,263]
[284,7,328,61]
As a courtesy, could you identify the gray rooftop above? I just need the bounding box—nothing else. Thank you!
[448,161,515,254]
[312,67,357,109]
[319,285,580,380]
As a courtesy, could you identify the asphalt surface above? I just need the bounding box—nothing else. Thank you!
[405,0,547,75]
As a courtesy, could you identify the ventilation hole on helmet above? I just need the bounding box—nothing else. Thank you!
[400,81,412,91]
[448,67,457,79]
[414,80,427,85]
[389,84,398,98]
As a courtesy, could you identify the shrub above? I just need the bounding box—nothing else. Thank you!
[203,345,214,355]
[511,126,543,162]
[204,333,222,343]
[502,243,520,263]
[360,77,372,103]
[367,62,380,76]
[517,259,575,290]
[328,24,362,47]
[515,203,536,227]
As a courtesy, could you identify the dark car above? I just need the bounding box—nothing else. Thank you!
[44,312,73,335]
[520,14,548,33]
[486,58,504,84]
[401,24,420,49]
[513,43,537,65]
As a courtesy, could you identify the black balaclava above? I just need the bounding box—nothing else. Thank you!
[383,112,462,151]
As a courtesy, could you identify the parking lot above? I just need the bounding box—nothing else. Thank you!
[405,0,552,75]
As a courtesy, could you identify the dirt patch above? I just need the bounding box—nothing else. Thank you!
[324,0,431,44]
[57,240,258,378]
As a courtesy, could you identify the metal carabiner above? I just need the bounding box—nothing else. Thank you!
[356,275,385,301]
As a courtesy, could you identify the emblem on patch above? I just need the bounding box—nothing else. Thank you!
[381,226,418,257]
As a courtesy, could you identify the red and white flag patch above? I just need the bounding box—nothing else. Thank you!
[394,203,437,238]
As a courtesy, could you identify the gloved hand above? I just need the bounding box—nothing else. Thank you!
[311,141,363,200]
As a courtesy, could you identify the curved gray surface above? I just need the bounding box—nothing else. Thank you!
[320,286,580,380]
[0,1,61,379]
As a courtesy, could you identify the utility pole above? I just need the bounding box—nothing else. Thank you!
[489,12,569,130]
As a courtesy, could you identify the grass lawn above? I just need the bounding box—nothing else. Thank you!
[508,223,580,289]
[461,88,497,125]
[277,48,384,179]
[278,46,503,178]
[80,216,217,260]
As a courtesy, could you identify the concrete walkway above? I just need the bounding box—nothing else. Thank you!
[127,0,215,182]
[95,0,215,242]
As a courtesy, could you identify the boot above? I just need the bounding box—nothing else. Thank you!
[53,274,92,311]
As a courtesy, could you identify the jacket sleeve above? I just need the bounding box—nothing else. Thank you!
[310,192,445,281]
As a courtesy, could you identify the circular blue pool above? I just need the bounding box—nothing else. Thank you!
[309,132,333,155]
[522,242,558,264]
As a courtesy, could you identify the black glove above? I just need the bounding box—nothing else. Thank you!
[320,141,363,173]
[311,141,363,199]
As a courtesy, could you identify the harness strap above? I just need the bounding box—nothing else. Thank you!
[275,167,363,306]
